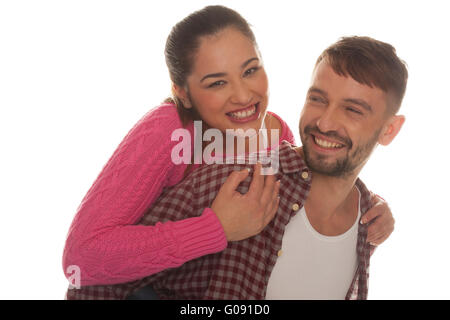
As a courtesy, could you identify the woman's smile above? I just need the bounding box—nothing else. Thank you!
[226,102,260,123]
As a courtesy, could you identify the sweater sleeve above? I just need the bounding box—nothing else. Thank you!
[268,111,296,146]
[62,104,227,286]
[281,119,296,146]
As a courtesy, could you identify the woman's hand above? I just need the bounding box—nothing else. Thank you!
[361,194,395,246]
[211,163,280,242]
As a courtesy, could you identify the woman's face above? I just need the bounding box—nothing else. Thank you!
[177,27,269,134]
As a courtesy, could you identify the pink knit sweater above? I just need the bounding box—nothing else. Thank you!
[63,103,295,286]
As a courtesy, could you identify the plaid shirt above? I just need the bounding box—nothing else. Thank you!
[66,141,373,300]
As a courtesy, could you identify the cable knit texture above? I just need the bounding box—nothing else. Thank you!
[62,103,295,286]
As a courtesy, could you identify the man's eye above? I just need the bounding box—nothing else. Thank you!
[308,95,324,103]
[346,107,363,115]
[208,80,226,88]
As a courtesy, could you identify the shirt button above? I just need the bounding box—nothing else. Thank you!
[301,171,309,180]
[277,250,283,257]
[292,203,300,211]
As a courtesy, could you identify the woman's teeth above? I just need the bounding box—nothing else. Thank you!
[228,105,256,119]
[314,137,343,148]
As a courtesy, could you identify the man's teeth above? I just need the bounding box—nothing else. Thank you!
[228,105,256,119]
[314,137,343,148]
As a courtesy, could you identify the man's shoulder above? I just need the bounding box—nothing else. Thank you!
[186,163,248,184]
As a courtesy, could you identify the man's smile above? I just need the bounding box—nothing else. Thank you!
[313,135,344,149]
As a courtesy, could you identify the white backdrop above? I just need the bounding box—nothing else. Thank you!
[1,0,449,299]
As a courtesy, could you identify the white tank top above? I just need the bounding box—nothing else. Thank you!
[266,191,361,300]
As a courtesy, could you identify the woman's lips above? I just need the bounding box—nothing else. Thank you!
[226,103,260,123]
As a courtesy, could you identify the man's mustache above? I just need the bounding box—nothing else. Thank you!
[304,125,353,149]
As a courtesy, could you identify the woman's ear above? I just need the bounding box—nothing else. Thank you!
[378,115,405,146]
[172,83,192,109]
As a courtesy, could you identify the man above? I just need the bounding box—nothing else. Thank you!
[67,36,407,300]
[266,36,406,299]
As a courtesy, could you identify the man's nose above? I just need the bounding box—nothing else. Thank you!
[316,105,341,133]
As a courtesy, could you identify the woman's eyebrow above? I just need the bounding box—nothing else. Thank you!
[241,57,259,69]
[200,57,259,83]
[200,72,227,83]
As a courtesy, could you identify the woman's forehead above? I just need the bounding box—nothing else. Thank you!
[191,28,259,76]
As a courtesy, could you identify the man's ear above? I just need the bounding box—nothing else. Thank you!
[378,115,405,146]
[172,83,192,109]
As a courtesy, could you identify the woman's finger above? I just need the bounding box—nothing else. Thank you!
[361,202,383,224]
[367,223,393,244]
[247,162,264,198]
[259,169,277,206]
[368,232,391,246]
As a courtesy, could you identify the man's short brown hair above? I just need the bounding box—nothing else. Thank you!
[316,36,408,115]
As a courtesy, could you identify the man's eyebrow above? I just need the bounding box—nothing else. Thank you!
[200,57,259,83]
[343,98,373,113]
[307,87,373,113]
[307,87,328,97]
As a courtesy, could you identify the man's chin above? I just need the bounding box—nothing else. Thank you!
[304,155,351,177]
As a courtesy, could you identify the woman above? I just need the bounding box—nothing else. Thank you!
[63,5,393,290]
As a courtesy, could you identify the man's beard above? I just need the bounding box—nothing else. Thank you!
[300,125,381,178]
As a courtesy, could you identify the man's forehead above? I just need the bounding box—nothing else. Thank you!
[310,61,387,109]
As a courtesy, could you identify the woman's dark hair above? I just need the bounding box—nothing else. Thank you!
[164,5,257,126]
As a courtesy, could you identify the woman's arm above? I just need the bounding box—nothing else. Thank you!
[361,194,395,247]
[62,105,227,286]
[63,107,291,287]
[267,111,296,146]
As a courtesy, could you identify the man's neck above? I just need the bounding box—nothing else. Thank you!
[296,147,362,236]
[308,172,358,215]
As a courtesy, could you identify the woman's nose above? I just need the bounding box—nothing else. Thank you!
[230,81,252,105]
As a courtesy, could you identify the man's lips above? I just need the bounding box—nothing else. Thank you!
[304,126,352,150]
[311,133,346,149]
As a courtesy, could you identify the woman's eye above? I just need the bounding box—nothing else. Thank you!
[244,66,259,77]
[208,80,226,88]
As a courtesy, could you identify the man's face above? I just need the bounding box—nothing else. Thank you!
[299,60,390,177]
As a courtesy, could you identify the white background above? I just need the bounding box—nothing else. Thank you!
[1,0,449,299]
